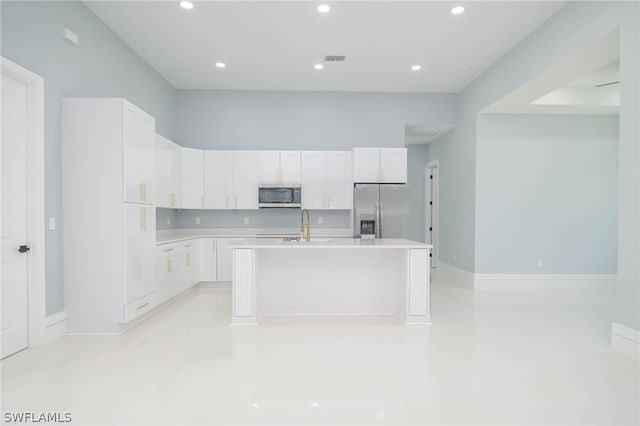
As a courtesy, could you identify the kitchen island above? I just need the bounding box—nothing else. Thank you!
[230,238,432,325]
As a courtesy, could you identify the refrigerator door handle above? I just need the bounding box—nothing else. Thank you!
[375,203,381,237]
[380,202,384,238]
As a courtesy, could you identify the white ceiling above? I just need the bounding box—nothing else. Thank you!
[84,1,566,93]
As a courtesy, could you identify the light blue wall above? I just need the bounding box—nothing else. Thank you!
[475,114,619,274]
[426,1,639,331]
[1,1,177,315]
[172,209,350,230]
[175,90,458,150]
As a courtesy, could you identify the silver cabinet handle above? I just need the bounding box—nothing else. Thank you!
[380,203,384,238]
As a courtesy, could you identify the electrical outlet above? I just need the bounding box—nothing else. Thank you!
[166,217,171,226]
[317,216,323,225]
[244,217,250,225]
[453,253,457,261]
[195,217,201,225]
[537,258,544,268]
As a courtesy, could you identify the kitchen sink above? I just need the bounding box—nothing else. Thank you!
[282,237,333,243]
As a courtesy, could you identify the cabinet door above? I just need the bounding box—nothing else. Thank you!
[353,148,381,183]
[155,135,172,208]
[124,204,156,304]
[280,151,301,184]
[380,148,407,183]
[169,140,182,208]
[204,151,233,209]
[181,148,204,209]
[301,151,326,209]
[233,152,258,209]
[182,240,199,290]
[199,238,217,282]
[156,244,181,303]
[257,151,279,185]
[123,102,146,203]
[326,151,353,209]
[139,113,156,205]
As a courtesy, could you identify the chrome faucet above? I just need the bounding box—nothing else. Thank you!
[300,209,311,242]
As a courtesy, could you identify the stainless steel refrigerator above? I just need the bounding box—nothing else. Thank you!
[353,184,410,238]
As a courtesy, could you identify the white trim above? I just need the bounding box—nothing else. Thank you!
[1,57,47,347]
[474,273,617,290]
[611,323,640,361]
[425,160,439,267]
[436,262,475,287]
[43,311,67,344]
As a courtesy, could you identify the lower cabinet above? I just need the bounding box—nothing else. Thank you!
[199,238,217,281]
[156,244,182,302]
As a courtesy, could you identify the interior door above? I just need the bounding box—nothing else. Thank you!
[1,74,29,359]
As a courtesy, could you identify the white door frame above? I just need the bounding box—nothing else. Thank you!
[1,57,47,347]
[425,160,439,267]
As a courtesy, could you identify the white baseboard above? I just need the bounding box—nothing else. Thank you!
[42,311,66,345]
[436,262,474,287]
[474,273,617,291]
[611,323,640,361]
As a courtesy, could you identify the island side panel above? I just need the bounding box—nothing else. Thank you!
[403,248,431,324]
[231,248,258,325]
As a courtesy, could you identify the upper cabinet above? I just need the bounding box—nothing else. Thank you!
[301,151,352,209]
[258,151,301,185]
[122,100,156,204]
[353,147,407,183]
[204,151,258,209]
[155,135,182,208]
[181,147,204,209]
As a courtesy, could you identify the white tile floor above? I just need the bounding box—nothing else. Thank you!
[2,275,638,425]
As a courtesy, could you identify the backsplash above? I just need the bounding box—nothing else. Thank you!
[156,208,350,230]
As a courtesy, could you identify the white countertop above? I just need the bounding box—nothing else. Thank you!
[156,228,352,245]
[230,238,432,249]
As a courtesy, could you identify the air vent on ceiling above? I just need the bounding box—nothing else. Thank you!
[324,55,346,63]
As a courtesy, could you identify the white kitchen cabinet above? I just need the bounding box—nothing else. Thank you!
[204,151,233,209]
[217,238,245,281]
[301,151,352,209]
[380,148,407,183]
[156,244,182,303]
[204,151,257,209]
[353,147,407,183]
[123,100,156,205]
[155,134,182,208]
[124,204,156,304]
[258,151,301,185]
[181,240,200,291]
[62,98,158,333]
[181,147,204,209]
[233,151,259,209]
[199,238,217,282]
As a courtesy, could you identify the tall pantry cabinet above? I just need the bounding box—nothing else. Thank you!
[62,98,156,333]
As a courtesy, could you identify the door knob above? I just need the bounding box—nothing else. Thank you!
[18,245,30,254]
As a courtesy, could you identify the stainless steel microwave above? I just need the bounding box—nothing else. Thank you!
[258,185,301,208]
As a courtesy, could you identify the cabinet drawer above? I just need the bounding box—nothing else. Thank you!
[124,292,157,323]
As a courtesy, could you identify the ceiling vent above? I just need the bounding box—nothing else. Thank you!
[324,55,346,63]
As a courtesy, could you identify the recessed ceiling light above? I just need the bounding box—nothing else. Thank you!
[411,65,422,71]
[317,4,330,13]
[180,1,194,10]
[451,6,464,15]
[314,64,324,70]
[215,62,226,69]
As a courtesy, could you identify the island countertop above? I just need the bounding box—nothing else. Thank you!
[230,238,433,249]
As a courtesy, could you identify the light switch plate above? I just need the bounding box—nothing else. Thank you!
[49,217,56,230]
[317,216,323,225]
[244,217,250,225]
